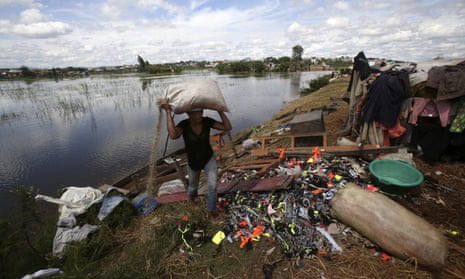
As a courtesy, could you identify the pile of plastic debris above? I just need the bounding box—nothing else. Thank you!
[216,151,376,260]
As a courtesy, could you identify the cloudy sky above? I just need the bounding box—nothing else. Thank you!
[1,0,464,69]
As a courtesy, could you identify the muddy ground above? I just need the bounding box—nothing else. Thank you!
[221,77,465,278]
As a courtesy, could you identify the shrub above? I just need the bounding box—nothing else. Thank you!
[300,74,331,95]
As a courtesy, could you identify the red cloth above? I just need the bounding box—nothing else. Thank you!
[382,119,407,145]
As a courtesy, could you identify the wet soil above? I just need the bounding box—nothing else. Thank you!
[223,78,465,278]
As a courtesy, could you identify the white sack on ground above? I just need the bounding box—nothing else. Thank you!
[53,224,100,257]
[36,186,103,218]
[21,268,63,279]
[157,179,186,196]
[329,183,448,269]
[161,78,229,113]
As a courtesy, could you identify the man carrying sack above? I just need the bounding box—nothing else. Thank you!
[158,78,232,220]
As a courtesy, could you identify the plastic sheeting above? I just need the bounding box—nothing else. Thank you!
[21,268,63,279]
[36,186,103,219]
[97,187,129,221]
[53,224,100,257]
[35,186,104,258]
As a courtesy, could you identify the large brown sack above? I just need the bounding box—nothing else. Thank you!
[161,78,229,114]
[329,183,448,269]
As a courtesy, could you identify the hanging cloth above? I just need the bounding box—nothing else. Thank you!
[450,97,465,133]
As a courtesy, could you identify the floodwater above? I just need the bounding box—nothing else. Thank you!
[0,71,329,216]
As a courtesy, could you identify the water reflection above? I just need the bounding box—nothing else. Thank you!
[141,78,152,91]
[0,71,329,216]
[290,72,301,96]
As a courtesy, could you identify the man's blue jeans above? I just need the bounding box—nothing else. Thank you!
[187,155,218,212]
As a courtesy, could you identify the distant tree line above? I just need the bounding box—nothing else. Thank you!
[2,66,89,80]
[3,45,354,80]
[136,45,352,75]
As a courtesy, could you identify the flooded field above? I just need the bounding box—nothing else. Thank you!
[0,71,328,215]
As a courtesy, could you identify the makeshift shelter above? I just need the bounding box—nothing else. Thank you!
[341,51,465,163]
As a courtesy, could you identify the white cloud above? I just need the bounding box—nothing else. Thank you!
[12,21,72,38]
[287,22,304,33]
[0,0,464,68]
[99,0,185,19]
[19,8,47,24]
[189,0,208,10]
[101,3,123,19]
[418,16,465,38]
[137,0,185,14]
[0,19,12,33]
[0,3,72,39]
[333,1,351,10]
[0,0,42,8]
[326,16,349,27]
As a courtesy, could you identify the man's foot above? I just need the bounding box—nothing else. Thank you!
[188,194,198,204]
[207,210,221,224]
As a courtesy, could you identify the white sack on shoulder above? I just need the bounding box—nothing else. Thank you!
[161,78,229,114]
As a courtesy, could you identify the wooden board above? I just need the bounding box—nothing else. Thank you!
[253,132,327,150]
[252,144,400,157]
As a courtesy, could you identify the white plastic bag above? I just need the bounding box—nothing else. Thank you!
[161,78,229,113]
[157,179,186,196]
[35,186,104,218]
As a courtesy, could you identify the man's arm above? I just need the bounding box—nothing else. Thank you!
[159,99,182,139]
[213,110,232,132]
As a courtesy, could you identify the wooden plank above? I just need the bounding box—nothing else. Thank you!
[112,148,187,189]
[156,192,189,204]
[266,145,400,156]
[249,175,293,191]
[219,175,293,193]
[247,145,401,160]
[218,158,280,178]
[238,158,278,165]
[155,172,183,184]
[253,131,327,150]
[251,148,270,156]
[98,184,130,195]
[257,160,280,176]
[228,163,274,170]
[253,132,327,142]
[229,180,259,192]
[217,181,240,194]
[172,160,187,189]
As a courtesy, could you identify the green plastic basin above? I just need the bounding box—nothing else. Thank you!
[368,159,424,194]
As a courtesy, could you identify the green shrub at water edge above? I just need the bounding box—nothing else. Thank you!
[300,74,331,95]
